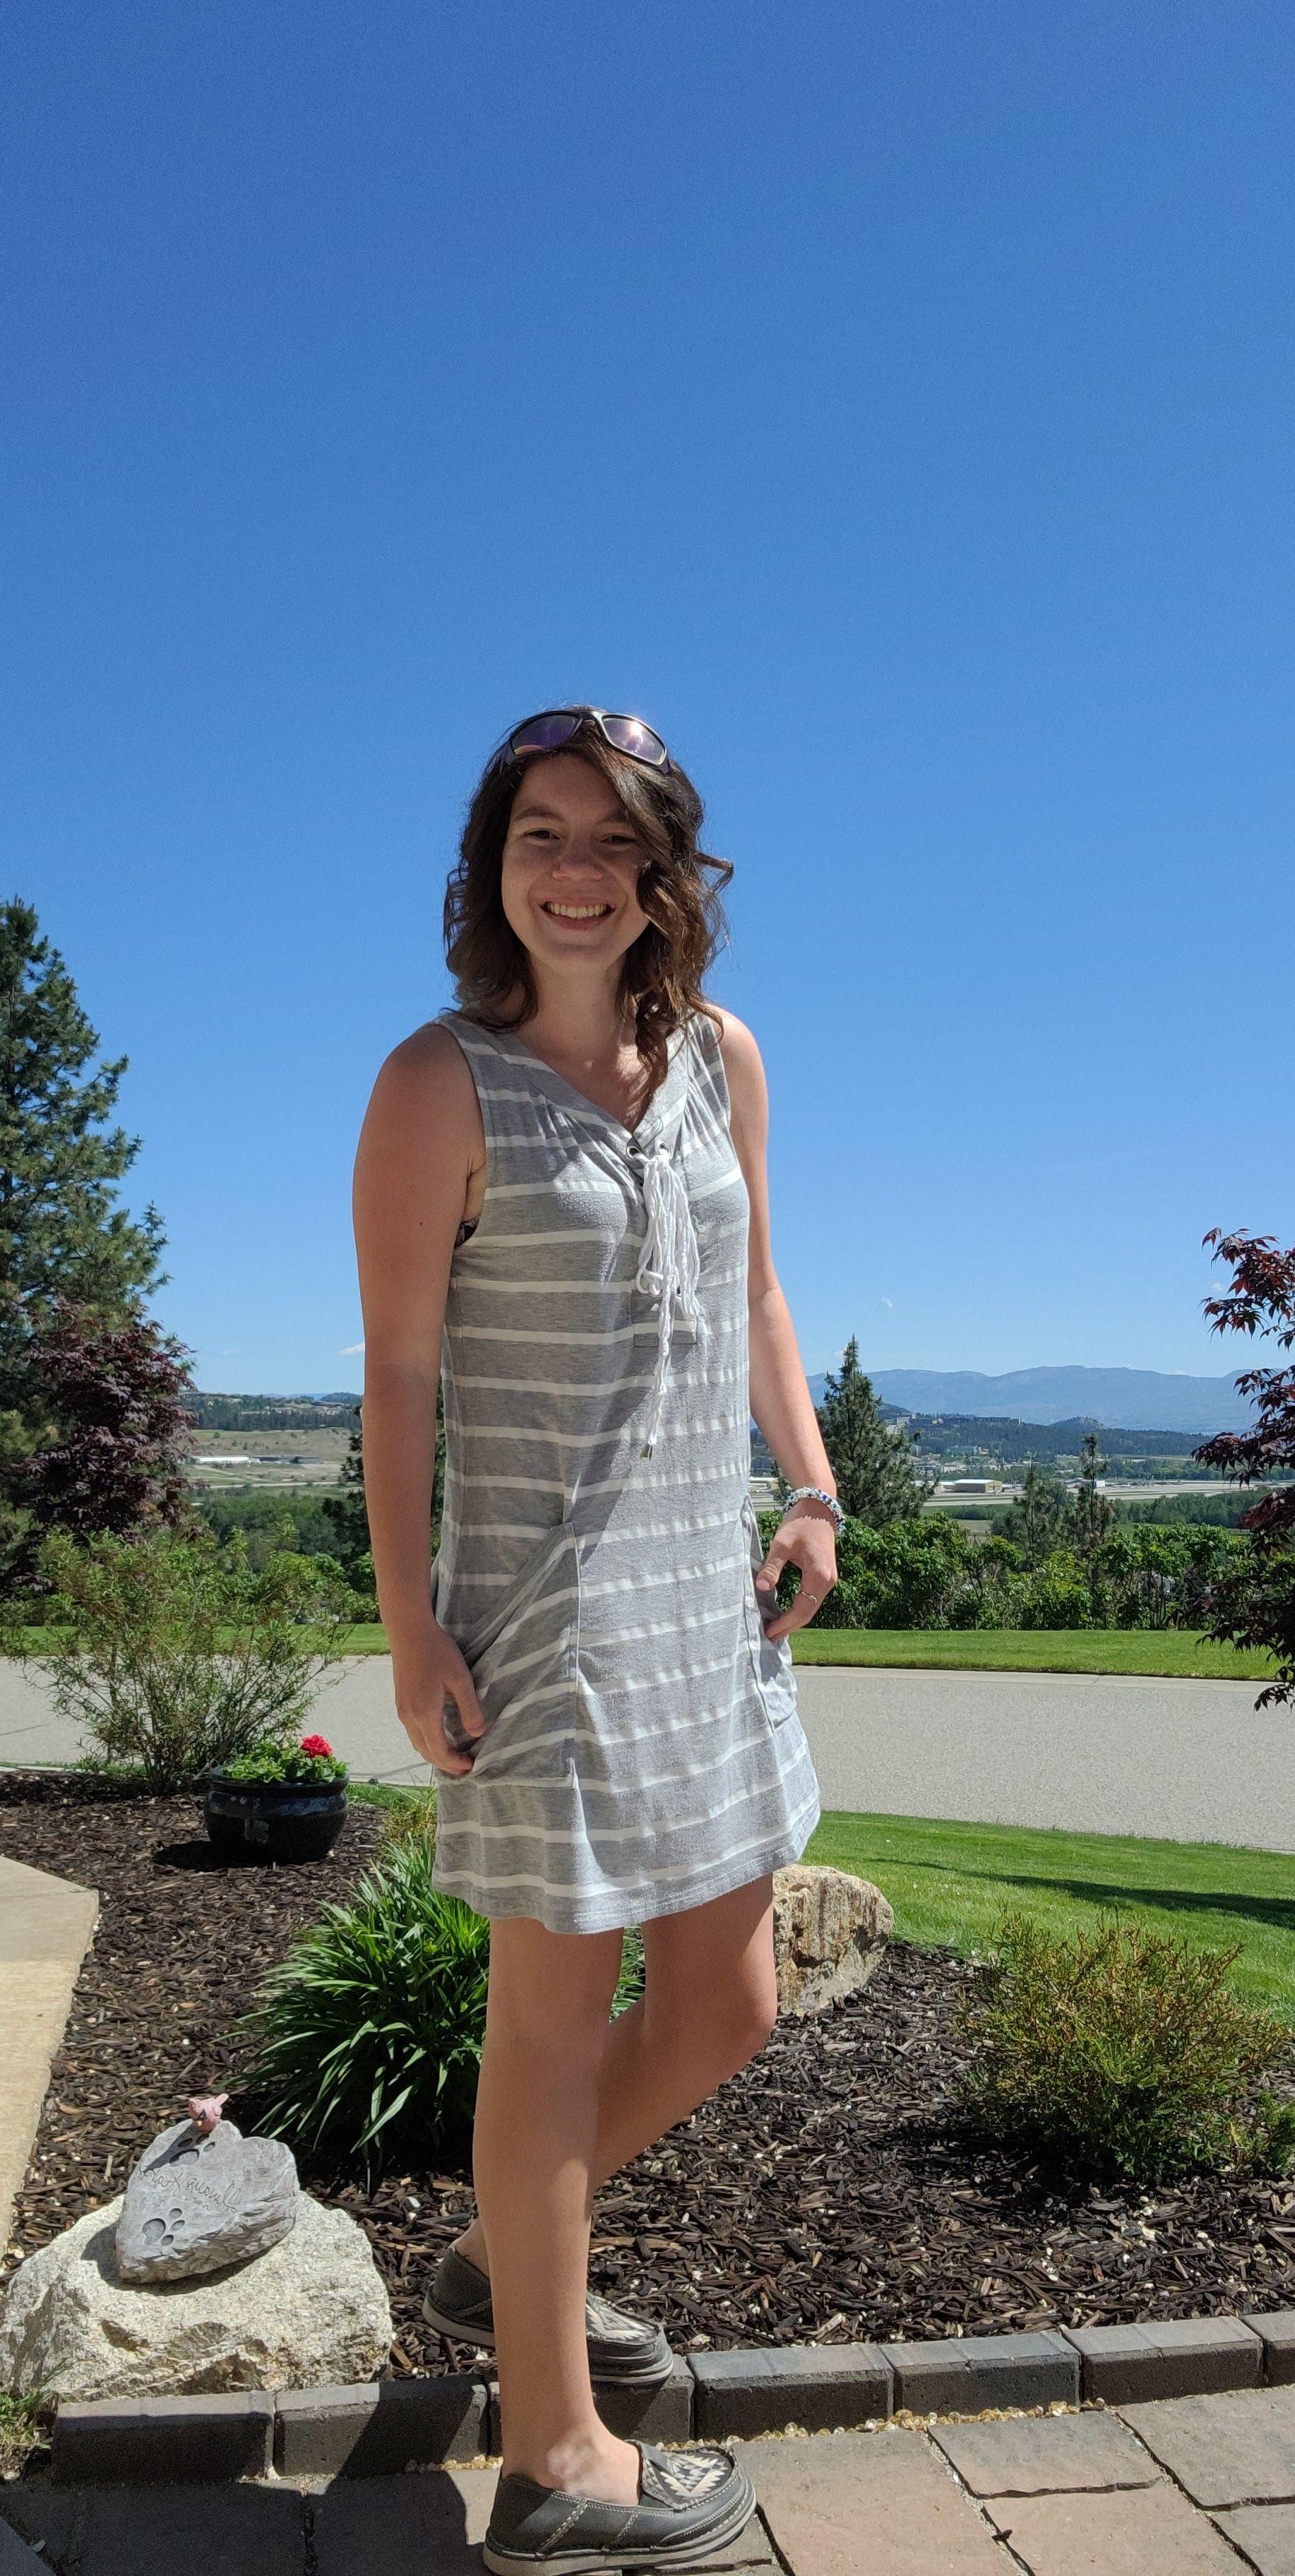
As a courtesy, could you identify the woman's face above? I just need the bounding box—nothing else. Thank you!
[499,753,650,979]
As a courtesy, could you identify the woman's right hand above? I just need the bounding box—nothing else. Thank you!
[390,1623,487,1777]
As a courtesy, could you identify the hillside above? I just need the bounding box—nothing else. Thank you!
[806,1365,1250,1433]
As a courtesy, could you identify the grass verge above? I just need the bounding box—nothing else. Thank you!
[6,1625,1275,1678]
[807,1808,1295,2020]
[790,1628,1277,1678]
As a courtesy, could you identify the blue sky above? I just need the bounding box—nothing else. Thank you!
[3,1,1291,1393]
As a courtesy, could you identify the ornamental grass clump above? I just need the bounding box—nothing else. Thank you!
[238,1837,646,2181]
[238,1837,491,2178]
[958,1911,1295,2184]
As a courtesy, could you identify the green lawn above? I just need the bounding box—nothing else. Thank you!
[808,1808,1295,2020]
[790,1628,1277,1678]
[6,1623,1275,1681]
[223,1624,1275,1678]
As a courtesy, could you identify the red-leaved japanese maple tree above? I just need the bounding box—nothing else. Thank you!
[1194,1229,1295,1708]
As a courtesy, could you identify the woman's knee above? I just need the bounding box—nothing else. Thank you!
[647,1957,778,2079]
[716,1967,780,2072]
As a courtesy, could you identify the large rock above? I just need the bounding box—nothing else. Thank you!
[772,1864,893,2015]
[0,2190,390,2400]
[116,2116,299,2282]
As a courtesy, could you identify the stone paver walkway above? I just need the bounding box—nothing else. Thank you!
[7,2384,1295,2571]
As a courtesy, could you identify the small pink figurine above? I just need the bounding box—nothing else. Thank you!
[186,2092,229,2137]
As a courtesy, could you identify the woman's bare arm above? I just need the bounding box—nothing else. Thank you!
[716,1008,839,1639]
[351,1022,489,1772]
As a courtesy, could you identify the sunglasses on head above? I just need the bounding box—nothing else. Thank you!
[494,705,671,773]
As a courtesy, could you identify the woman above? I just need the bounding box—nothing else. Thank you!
[353,706,842,2574]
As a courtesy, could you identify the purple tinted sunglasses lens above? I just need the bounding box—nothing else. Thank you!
[509,713,583,756]
[601,716,668,765]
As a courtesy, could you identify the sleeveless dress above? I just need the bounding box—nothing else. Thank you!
[428,1004,822,1936]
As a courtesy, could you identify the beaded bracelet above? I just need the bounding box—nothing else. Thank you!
[780,1484,845,1537]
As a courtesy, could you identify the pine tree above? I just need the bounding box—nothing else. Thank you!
[323,1386,448,1570]
[0,900,171,1580]
[815,1337,930,1526]
[1072,1429,1114,1558]
[323,1405,370,1569]
[1000,1460,1073,1567]
[0,899,167,1374]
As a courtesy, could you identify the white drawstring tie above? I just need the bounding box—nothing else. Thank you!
[633,1136,703,1457]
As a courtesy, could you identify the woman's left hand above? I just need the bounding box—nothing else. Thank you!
[753,1501,838,1642]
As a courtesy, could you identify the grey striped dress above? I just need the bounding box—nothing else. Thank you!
[428,1003,821,1936]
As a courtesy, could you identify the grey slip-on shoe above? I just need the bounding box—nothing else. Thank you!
[422,2243,674,2388]
[482,2439,758,2575]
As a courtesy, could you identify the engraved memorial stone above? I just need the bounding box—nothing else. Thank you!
[115,2108,299,2283]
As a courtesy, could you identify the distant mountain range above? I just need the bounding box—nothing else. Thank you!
[805,1366,1250,1434]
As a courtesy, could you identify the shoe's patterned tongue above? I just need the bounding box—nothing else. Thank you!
[584,2290,639,2339]
[638,2446,732,2503]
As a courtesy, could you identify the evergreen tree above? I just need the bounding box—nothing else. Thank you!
[0,899,166,1385]
[0,900,171,1582]
[815,1337,931,1526]
[323,1386,447,1571]
[323,1404,370,1569]
[1072,1429,1114,1558]
[1000,1460,1073,1567]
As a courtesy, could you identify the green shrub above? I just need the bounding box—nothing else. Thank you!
[957,1911,1295,2183]
[756,1507,1256,1637]
[238,1839,491,2177]
[4,1524,357,1791]
[238,1839,648,2180]
[196,1491,344,1566]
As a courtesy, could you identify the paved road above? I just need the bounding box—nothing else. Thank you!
[796,1662,1294,1852]
[7,2387,1295,2572]
[2,1655,1289,1852]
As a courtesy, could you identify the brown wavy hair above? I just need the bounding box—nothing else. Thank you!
[443,714,734,1102]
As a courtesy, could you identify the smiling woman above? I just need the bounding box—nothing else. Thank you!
[441,707,732,1108]
[350,705,839,2570]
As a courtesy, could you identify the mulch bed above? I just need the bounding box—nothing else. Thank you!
[0,1772,387,2283]
[3,1772,1294,2370]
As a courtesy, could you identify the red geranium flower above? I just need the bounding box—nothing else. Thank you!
[300,1734,333,1758]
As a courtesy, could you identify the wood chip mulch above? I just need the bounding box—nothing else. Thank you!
[3,1773,1294,2371]
[0,1771,386,2286]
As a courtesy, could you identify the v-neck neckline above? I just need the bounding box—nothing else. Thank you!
[487,1018,688,1144]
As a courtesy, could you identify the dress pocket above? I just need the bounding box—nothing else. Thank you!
[740,1496,801,1729]
[434,1522,579,1785]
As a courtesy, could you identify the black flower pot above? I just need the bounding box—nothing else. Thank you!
[203,1772,348,1864]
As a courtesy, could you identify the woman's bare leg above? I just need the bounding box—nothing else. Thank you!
[458,1878,777,2283]
[470,1914,641,2498]
[590,1874,780,2177]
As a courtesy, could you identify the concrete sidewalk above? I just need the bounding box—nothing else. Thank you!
[3,1652,1292,1849]
[0,1856,97,2258]
[7,2385,1295,2572]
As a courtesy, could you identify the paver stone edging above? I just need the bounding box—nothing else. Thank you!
[38,2308,1295,2485]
